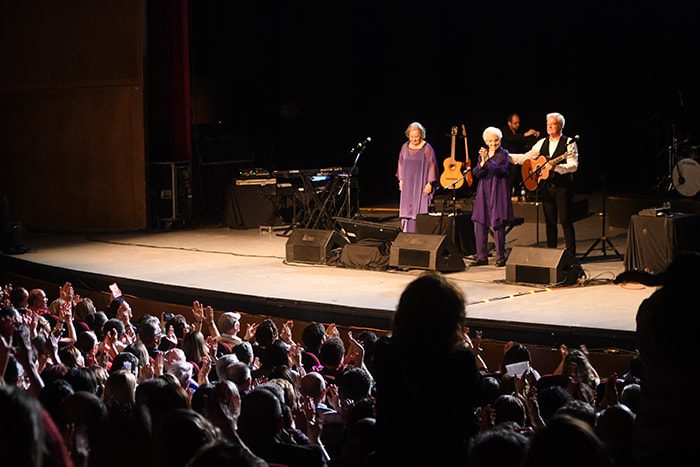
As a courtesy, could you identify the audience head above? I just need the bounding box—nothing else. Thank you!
[468,427,529,467]
[238,388,284,440]
[254,319,278,347]
[217,311,241,335]
[393,272,466,351]
[301,322,326,354]
[233,341,254,365]
[338,367,372,401]
[523,415,611,467]
[104,369,137,409]
[74,297,96,323]
[493,394,526,427]
[319,336,345,369]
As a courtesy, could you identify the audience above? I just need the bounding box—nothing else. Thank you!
[0,264,668,467]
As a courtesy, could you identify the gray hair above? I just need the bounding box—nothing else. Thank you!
[215,353,239,380]
[405,122,426,139]
[167,360,193,387]
[547,112,565,128]
[482,126,503,142]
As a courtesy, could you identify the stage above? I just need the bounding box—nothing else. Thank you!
[0,204,659,351]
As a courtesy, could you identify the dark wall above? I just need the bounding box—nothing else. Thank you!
[189,1,700,206]
[0,0,147,231]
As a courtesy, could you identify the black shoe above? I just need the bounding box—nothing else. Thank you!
[470,258,488,266]
[495,258,506,267]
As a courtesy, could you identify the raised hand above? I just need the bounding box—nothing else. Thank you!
[59,282,74,303]
[192,300,205,323]
[325,323,339,340]
[280,320,295,345]
[343,331,365,368]
[244,322,259,342]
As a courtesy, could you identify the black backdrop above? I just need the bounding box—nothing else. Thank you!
[187,1,700,209]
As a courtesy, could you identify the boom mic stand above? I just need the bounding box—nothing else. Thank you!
[332,139,368,222]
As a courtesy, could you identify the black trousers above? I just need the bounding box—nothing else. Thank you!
[541,181,576,256]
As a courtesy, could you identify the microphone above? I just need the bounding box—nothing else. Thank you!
[567,135,580,145]
[462,166,472,174]
[354,137,372,149]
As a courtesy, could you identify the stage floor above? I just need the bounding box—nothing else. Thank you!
[2,210,655,349]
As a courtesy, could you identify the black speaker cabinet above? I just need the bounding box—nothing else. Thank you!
[285,229,348,265]
[505,247,575,285]
[223,181,284,229]
[389,233,466,272]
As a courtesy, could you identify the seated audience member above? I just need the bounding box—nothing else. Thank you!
[374,272,483,465]
[0,385,73,467]
[238,388,328,467]
[153,408,219,467]
[522,415,612,467]
[467,427,529,467]
[137,317,163,359]
[555,399,596,428]
[554,345,600,404]
[596,404,635,467]
[233,341,255,366]
[301,322,326,373]
[318,337,346,383]
[218,311,243,347]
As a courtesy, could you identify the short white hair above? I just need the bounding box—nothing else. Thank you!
[547,112,565,128]
[482,126,502,142]
[405,122,426,139]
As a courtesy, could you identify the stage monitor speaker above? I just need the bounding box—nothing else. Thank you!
[505,247,576,285]
[389,233,466,272]
[285,229,348,265]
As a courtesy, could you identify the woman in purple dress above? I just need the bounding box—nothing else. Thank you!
[471,127,513,267]
[396,122,438,233]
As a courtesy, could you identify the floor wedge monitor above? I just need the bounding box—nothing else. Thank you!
[389,233,466,272]
[505,246,575,285]
[285,229,348,265]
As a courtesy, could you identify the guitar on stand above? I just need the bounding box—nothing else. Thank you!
[461,124,474,188]
[440,126,463,189]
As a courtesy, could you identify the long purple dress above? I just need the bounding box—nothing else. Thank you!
[396,142,438,232]
[471,146,513,260]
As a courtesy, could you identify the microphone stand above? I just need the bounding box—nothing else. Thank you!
[443,167,472,254]
[333,142,367,222]
[521,163,547,247]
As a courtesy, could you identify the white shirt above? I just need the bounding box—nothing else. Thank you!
[509,136,579,175]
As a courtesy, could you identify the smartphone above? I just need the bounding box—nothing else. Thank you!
[108,282,122,299]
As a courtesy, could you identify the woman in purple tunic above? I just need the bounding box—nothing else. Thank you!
[471,126,513,267]
[396,122,438,233]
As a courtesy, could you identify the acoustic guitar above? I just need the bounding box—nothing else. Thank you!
[461,124,473,188]
[521,149,573,191]
[440,126,463,189]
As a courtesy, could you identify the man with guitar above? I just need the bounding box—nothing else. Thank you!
[509,112,579,257]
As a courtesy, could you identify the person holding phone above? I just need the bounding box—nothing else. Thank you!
[471,127,513,267]
[396,122,438,233]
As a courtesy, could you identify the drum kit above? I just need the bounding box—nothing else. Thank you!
[657,134,700,197]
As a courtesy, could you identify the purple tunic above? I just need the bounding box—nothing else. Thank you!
[396,142,438,220]
[471,146,513,228]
